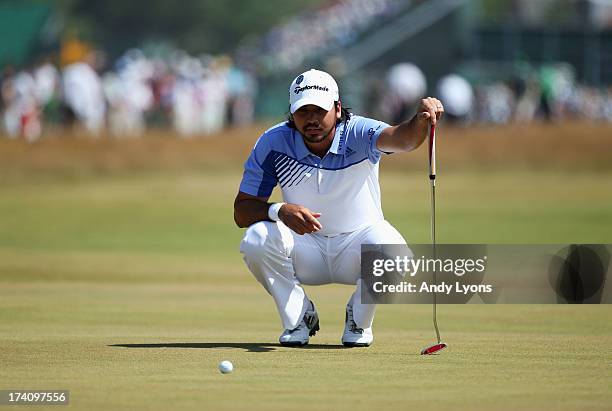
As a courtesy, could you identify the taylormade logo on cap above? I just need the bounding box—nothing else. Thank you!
[293,84,330,94]
[289,69,339,114]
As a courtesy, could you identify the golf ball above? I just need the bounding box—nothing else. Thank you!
[218,360,233,374]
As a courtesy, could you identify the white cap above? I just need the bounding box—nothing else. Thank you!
[289,69,339,114]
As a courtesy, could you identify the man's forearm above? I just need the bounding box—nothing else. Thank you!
[376,97,443,153]
[234,198,272,228]
[391,114,429,152]
[377,114,429,153]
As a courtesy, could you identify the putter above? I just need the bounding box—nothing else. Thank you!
[420,123,447,355]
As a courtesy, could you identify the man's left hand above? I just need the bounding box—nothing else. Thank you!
[416,97,444,126]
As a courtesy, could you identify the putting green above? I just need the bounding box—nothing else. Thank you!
[0,167,610,410]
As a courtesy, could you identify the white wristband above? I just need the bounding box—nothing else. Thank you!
[268,203,285,222]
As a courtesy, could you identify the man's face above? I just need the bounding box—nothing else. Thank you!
[292,103,341,144]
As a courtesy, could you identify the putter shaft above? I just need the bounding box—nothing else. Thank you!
[421,124,444,354]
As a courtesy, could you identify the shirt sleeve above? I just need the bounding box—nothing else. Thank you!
[352,116,391,164]
[238,135,278,197]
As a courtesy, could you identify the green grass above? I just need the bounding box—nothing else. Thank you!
[1,169,611,410]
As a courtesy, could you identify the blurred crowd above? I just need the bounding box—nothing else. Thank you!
[4,0,612,143]
[0,45,257,142]
[370,62,612,126]
[256,0,409,73]
[3,49,612,143]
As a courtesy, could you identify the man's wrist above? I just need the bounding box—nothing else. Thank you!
[267,202,286,222]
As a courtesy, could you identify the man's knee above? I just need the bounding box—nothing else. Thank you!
[364,220,407,245]
[239,221,284,260]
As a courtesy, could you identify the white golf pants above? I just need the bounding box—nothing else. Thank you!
[240,219,407,330]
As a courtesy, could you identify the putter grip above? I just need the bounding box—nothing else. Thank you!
[428,125,436,177]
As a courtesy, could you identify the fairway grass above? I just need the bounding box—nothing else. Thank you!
[1,169,611,410]
[1,282,610,410]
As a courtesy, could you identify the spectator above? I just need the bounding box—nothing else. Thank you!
[437,74,474,124]
[61,52,106,135]
[2,66,41,141]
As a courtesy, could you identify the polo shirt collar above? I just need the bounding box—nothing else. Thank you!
[329,121,346,155]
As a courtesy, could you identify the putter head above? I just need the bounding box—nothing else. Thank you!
[420,342,447,355]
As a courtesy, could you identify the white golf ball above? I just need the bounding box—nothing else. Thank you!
[218,360,233,374]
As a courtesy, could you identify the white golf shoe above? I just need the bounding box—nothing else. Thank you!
[341,302,373,347]
[279,301,320,347]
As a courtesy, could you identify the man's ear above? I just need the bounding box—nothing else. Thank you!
[335,101,342,119]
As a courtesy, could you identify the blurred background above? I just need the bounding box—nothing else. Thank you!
[2,0,612,141]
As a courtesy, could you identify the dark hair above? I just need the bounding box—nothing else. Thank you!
[286,101,351,128]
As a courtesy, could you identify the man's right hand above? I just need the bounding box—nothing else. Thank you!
[278,203,322,235]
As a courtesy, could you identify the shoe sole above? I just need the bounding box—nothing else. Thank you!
[342,341,372,347]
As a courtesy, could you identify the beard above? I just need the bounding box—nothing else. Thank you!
[300,124,335,144]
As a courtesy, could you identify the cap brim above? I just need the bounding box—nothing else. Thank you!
[290,97,334,114]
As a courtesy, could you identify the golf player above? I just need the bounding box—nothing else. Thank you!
[234,69,444,347]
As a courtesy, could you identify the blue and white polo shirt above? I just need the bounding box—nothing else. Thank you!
[239,115,391,236]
